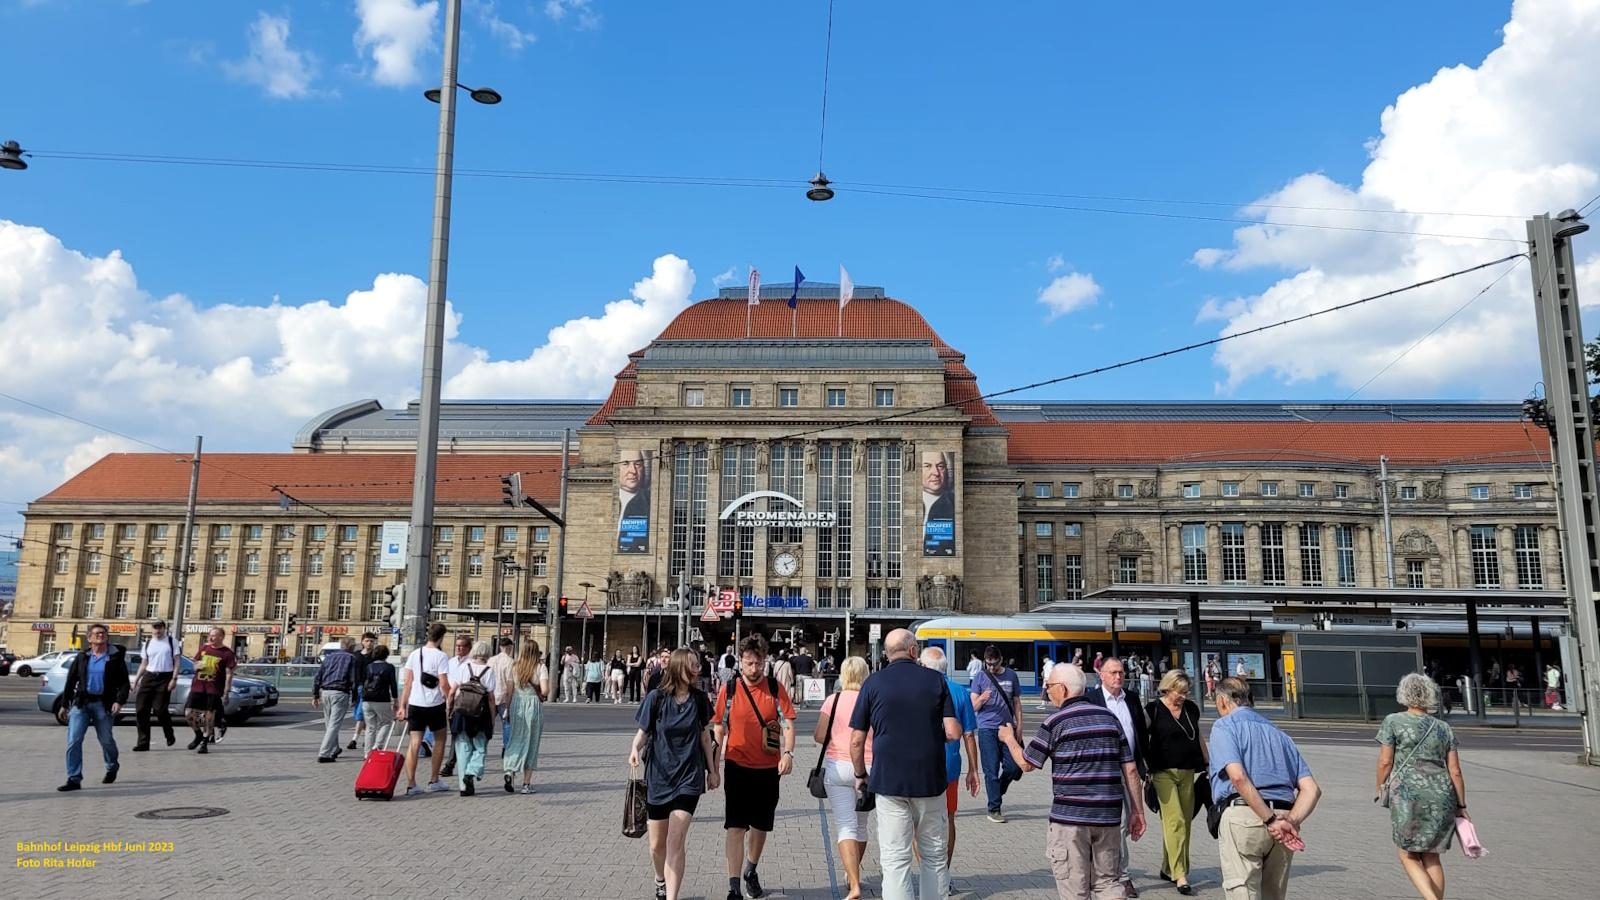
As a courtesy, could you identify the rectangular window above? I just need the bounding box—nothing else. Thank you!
[1063,523,1082,538]
[816,442,853,580]
[54,550,69,574]
[1118,555,1139,584]
[468,526,486,544]
[1261,523,1286,586]
[118,551,134,575]
[1034,522,1053,537]
[152,525,169,541]
[436,526,454,543]
[85,552,102,575]
[499,526,518,544]
[212,550,228,575]
[366,590,384,621]
[816,586,833,609]
[865,441,904,580]
[339,525,357,543]
[1035,553,1054,604]
[1406,558,1426,589]
[244,524,263,542]
[339,552,355,576]
[1334,483,1350,499]
[1183,483,1201,498]
[1515,525,1543,589]
[117,524,137,541]
[89,523,105,540]
[1468,484,1490,500]
[1222,482,1240,497]
[303,590,321,619]
[1334,524,1356,587]
[531,554,548,577]
[670,441,711,582]
[150,550,165,574]
[1182,524,1207,584]
[874,386,895,407]
[212,524,232,541]
[1513,483,1534,500]
[1399,485,1417,500]
[767,441,806,546]
[468,553,484,577]
[244,551,260,575]
[276,552,292,576]
[271,590,288,620]
[144,589,161,619]
[1469,525,1501,589]
[1033,483,1051,498]
[1063,554,1083,601]
[465,590,481,610]
[1299,523,1323,586]
[56,523,74,540]
[533,526,550,543]
[826,386,847,407]
[778,386,799,408]
[275,524,295,542]
[1221,523,1246,584]
[1062,482,1080,498]
[309,525,327,542]
[113,588,130,618]
[49,588,66,617]
[1117,484,1134,499]
[730,386,753,407]
[308,552,324,576]
[208,590,225,620]
[1261,482,1279,497]
[370,553,382,575]
[866,587,883,610]
[336,590,353,621]
[683,386,705,407]
[435,553,451,576]
[263,636,281,660]
[240,589,257,620]
[1298,482,1316,498]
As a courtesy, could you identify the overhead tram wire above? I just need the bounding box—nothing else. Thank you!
[27,150,1519,243]
[815,0,836,173]
[1579,190,1600,217]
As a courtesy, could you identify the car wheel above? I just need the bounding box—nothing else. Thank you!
[18,666,32,677]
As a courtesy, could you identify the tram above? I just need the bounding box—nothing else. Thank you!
[913,614,1165,694]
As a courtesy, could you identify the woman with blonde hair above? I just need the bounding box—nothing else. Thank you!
[1376,672,1468,900]
[1144,669,1207,894]
[812,655,873,900]
[630,648,720,900]
[502,639,550,794]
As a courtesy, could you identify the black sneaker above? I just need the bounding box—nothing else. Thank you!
[347,739,359,750]
[196,738,209,755]
[131,744,149,752]
[461,774,475,797]
[187,734,204,750]
[57,780,82,792]
[215,722,227,742]
[102,767,119,785]
[725,892,741,900]
[743,868,764,899]
[654,880,667,900]
[165,733,176,747]
[441,764,455,777]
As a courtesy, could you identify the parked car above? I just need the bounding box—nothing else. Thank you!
[36,651,271,725]
[13,649,73,678]
[0,649,17,676]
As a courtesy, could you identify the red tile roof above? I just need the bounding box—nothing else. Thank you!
[1005,421,1551,466]
[36,453,570,506]
[590,297,1001,426]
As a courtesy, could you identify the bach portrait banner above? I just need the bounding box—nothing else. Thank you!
[920,450,956,556]
[617,447,653,554]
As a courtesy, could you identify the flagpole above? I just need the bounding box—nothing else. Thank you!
[792,302,798,338]
[746,301,752,339]
[838,299,843,337]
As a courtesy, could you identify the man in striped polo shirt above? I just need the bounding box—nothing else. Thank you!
[999,662,1146,900]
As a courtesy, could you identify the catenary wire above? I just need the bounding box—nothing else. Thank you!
[816,0,836,173]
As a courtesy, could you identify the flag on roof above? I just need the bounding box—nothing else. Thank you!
[839,266,854,309]
[788,266,804,309]
[747,268,761,306]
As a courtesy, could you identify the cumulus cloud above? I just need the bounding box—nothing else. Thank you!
[1037,270,1102,320]
[0,218,695,527]
[470,0,535,51]
[224,12,320,99]
[1045,253,1066,273]
[354,0,438,87]
[712,266,740,288]
[1197,0,1600,395]
[543,0,600,29]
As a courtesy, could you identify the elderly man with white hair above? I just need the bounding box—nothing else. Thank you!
[999,662,1146,900]
[919,645,981,898]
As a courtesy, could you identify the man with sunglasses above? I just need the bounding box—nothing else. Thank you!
[970,645,1023,823]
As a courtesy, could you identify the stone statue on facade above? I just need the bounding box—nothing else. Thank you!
[1423,480,1444,501]
[756,441,769,474]
[901,441,916,471]
[1138,479,1157,499]
[804,440,817,473]
[1094,478,1113,499]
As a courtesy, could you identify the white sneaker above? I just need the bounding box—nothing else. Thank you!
[404,785,424,796]
[428,780,451,792]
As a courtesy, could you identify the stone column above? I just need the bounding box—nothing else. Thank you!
[1166,524,1182,583]
[1451,526,1470,589]
[1245,522,1262,583]
[1541,524,1562,590]
[1205,523,1221,584]
[1285,521,1302,586]
[703,441,723,595]
[1357,524,1375,588]
[1497,525,1517,590]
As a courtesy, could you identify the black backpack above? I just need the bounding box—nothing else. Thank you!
[362,662,391,702]
[454,666,492,720]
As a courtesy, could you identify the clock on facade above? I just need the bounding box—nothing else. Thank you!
[772,551,800,577]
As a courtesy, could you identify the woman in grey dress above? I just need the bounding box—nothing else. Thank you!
[1375,673,1469,900]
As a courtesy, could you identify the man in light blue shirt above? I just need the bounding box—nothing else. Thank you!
[920,646,980,898]
[1207,678,1321,900]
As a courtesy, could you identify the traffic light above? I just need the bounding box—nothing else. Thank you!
[286,613,298,633]
[500,472,523,507]
[558,596,570,619]
[386,584,405,629]
[733,596,744,620]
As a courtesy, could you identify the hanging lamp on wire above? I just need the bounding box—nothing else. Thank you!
[807,0,836,202]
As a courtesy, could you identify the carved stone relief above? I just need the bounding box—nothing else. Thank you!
[1094,478,1114,499]
[1395,528,1441,557]
[1107,527,1149,552]
[1422,480,1444,501]
[1137,479,1157,499]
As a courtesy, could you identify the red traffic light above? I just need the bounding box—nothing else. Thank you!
[733,596,744,618]
[558,596,570,618]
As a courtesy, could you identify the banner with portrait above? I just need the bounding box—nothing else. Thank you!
[920,450,956,556]
[616,447,653,554]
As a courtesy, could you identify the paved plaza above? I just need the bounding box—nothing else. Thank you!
[4,699,1597,900]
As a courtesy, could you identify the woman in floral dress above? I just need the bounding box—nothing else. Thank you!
[1375,673,1469,900]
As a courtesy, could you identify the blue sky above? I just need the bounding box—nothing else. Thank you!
[1,0,1598,526]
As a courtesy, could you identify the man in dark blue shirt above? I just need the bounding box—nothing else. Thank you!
[312,637,360,763]
[849,628,961,900]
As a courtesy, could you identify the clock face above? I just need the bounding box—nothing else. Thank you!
[773,551,799,577]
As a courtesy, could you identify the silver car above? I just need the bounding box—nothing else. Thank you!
[13,649,74,678]
[36,651,267,725]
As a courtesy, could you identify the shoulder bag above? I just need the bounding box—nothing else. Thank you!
[623,692,667,840]
[807,693,839,799]
[1379,716,1438,809]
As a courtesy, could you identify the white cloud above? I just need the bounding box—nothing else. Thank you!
[712,266,739,288]
[543,0,600,29]
[224,12,320,99]
[1198,0,1600,395]
[470,0,535,51]
[1037,271,1102,320]
[1045,253,1066,273]
[0,218,695,528]
[354,0,438,87]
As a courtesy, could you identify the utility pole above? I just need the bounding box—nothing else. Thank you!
[1528,208,1600,765]
[552,428,570,651]
[1378,456,1396,588]
[170,437,202,649]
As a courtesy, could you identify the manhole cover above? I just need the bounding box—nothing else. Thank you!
[134,807,230,821]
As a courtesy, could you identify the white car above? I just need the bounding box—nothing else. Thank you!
[13,649,73,678]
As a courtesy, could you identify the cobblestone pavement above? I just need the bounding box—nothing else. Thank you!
[5,705,1597,900]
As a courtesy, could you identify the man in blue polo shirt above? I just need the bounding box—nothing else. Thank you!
[1208,677,1321,900]
[919,645,979,899]
[850,629,961,900]
[998,662,1146,900]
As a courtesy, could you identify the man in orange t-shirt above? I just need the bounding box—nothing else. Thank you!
[712,634,796,900]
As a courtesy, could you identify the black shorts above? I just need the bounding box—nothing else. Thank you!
[185,691,224,713]
[647,794,700,821]
[723,760,780,832]
[407,703,448,733]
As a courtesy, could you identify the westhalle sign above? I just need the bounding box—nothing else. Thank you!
[720,491,837,527]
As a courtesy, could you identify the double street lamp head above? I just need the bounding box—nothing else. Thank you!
[0,140,27,171]
[424,84,503,105]
[1555,208,1590,240]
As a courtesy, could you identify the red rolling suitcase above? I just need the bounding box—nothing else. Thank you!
[355,730,406,800]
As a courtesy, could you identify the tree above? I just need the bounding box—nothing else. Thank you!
[1588,338,1600,385]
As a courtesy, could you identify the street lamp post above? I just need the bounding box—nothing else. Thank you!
[401,0,500,657]
[578,581,594,659]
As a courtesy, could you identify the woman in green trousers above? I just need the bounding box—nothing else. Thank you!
[1144,669,1207,895]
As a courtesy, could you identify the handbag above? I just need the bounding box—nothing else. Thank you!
[739,676,784,756]
[856,788,876,813]
[1455,816,1487,859]
[1192,771,1213,821]
[622,764,649,839]
[807,694,839,800]
[1379,716,1438,809]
